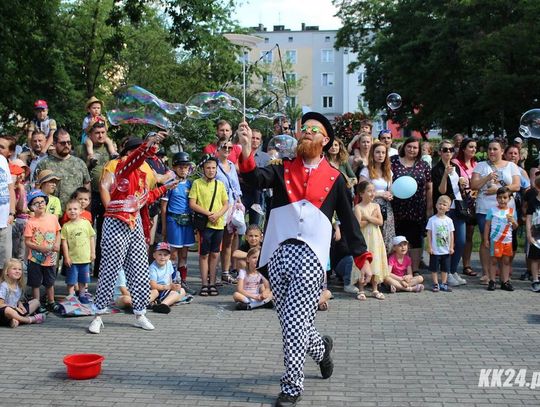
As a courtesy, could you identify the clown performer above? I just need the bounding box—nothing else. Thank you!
[237,113,373,407]
[88,131,176,334]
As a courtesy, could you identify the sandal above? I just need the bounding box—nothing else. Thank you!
[199,285,209,297]
[208,285,219,296]
[432,283,439,292]
[463,266,478,277]
[372,291,385,300]
[318,302,329,311]
[357,291,367,301]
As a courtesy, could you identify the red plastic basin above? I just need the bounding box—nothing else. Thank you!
[63,354,105,380]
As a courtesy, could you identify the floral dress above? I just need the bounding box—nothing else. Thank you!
[390,156,431,226]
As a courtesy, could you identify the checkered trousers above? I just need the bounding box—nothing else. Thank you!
[94,216,149,315]
[268,242,326,397]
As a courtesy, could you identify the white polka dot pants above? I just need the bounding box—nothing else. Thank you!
[94,216,149,315]
[268,242,326,397]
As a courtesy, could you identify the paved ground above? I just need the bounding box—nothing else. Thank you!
[2,253,540,407]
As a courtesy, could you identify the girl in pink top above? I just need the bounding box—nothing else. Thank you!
[386,236,425,293]
[232,247,273,310]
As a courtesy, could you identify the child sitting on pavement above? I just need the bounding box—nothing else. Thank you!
[385,236,425,293]
[232,224,263,271]
[149,242,187,314]
[233,247,273,310]
[0,259,46,328]
[113,269,133,310]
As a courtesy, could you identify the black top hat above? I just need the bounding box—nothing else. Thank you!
[301,112,334,151]
[120,137,143,156]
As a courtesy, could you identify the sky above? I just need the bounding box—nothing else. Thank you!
[235,0,342,31]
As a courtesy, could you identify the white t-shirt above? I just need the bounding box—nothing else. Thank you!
[0,155,13,228]
[473,161,520,214]
[388,147,399,157]
[359,167,392,193]
[426,214,455,255]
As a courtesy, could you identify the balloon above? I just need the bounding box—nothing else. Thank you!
[267,135,297,159]
[519,109,540,139]
[391,176,418,199]
[386,93,402,110]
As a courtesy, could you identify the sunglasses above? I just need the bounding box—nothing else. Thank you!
[57,140,72,146]
[440,147,453,153]
[220,146,232,151]
[300,125,323,134]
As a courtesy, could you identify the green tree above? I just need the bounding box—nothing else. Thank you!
[334,0,540,137]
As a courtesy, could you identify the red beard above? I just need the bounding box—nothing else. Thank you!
[297,137,324,159]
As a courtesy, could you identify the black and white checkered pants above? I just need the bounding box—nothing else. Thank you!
[94,216,149,315]
[268,242,326,397]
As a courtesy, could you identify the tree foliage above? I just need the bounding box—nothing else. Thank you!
[334,0,540,137]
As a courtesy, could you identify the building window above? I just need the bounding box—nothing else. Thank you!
[285,50,297,64]
[287,96,297,107]
[325,36,331,42]
[321,72,335,86]
[261,50,273,64]
[321,49,334,63]
[322,96,334,109]
[285,72,297,83]
[264,37,269,43]
[263,73,273,85]
[357,71,365,85]
[288,36,293,42]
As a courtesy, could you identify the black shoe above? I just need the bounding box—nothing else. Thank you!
[262,300,274,309]
[319,335,334,379]
[181,280,196,296]
[520,271,531,281]
[46,301,61,313]
[487,280,496,291]
[235,302,250,311]
[275,392,301,407]
[153,303,171,314]
[501,281,514,291]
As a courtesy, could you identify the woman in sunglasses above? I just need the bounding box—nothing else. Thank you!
[431,140,468,287]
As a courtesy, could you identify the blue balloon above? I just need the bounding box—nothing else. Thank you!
[391,176,418,199]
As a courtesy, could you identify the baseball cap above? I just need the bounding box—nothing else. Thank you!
[27,189,49,207]
[155,242,171,253]
[34,99,48,110]
[392,236,409,246]
[514,137,523,144]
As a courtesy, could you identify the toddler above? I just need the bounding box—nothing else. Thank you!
[426,195,454,292]
[61,198,96,302]
[386,236,424,292]
[0,259,46,327]
[61,187,93,225]
[484,187,517,291]
[149,242,187,314]
[82,96,117,161]
[233,247,273,310]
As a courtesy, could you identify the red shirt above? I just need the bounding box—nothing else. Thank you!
[61,210,92,226]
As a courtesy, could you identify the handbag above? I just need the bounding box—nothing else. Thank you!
[192,181,218,232]
[455,183,476,222]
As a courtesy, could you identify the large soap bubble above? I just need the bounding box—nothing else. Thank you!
[519,109,540,139]
[386,93,402,110]
[267,135,297,159]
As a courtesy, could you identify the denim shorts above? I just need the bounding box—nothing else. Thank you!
[476,213,487,236]
[429,254,450,273]
[65,263,91,285]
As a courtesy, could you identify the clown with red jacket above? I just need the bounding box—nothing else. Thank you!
[87,132,174,334]
[237,112,373,407]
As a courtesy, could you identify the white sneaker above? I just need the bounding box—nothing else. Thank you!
[88,316,103,334]
[447,273,460,287]
[454,273,467,285]
[343,284,360,294]
[134,315,155,331]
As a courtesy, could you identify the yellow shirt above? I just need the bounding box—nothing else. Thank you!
[188,178,228,230]
[46,195,62,217]
[102,159,157,189]
[61,218,96,264]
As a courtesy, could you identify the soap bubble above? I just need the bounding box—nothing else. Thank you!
[107,109,172,130]
[519,109,540,139]
[185,91,241,116]
[116,178,129,192]
[267,135,297,159]
[386,93,402,110]
[123,195,138,212]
